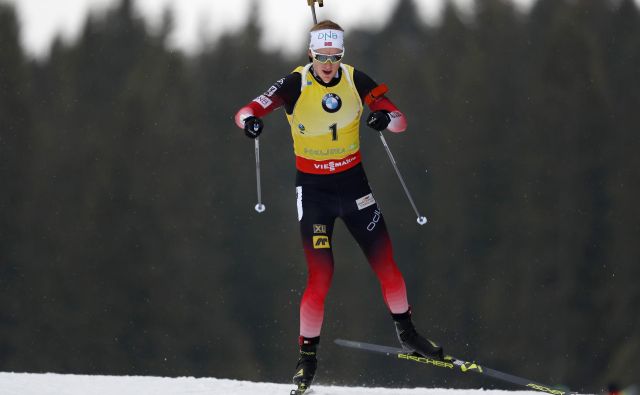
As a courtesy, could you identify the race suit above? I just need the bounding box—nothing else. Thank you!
[235,64,409,338]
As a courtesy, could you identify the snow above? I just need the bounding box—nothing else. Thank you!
[0,372,541,395]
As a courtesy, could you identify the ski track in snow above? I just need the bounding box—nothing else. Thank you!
[0,372,541,395]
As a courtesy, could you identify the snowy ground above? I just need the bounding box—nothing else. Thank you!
[0,372,542,395]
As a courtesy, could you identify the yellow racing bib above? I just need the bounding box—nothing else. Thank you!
[286,63,363,174]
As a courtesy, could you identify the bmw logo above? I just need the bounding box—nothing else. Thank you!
[322,93,342,113]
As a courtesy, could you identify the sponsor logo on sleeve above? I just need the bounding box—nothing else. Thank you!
[254,95,272,109]
[265,85,278,97]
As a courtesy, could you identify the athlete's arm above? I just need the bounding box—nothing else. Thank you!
[354,69,407,133]
[234,73,302,129]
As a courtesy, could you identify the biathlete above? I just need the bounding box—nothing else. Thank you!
[234,20,445,391]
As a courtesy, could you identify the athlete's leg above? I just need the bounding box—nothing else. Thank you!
[346,207,444,359]
[336,168,443,359]
[296,184,338,339]
[342,194,409,315]
[339,173,443,359]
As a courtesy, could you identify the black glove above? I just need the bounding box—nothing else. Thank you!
[366,110,391,131]
[243,116,264,139]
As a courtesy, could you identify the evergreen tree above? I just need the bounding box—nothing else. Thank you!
[0,2,33,371]
[599,0,640,385]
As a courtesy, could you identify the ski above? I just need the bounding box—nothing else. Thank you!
[334,339,579,395]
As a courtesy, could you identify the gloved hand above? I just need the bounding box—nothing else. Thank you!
[366,110,391,131]
[243,116,264,139]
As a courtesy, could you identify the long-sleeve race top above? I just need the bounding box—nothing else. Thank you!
[235,65,407,174]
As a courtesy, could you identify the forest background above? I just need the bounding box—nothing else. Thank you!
[1,0,639,392]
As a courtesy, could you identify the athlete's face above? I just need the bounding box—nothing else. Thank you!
[309,47,342,83]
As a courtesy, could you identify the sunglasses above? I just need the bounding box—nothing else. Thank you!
[310,49,345,64]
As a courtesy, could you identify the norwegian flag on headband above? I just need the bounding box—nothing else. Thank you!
[325,42,332,46]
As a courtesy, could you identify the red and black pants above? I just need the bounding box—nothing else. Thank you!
[295,163,409,338]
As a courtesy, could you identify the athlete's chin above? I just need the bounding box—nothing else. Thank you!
[320,71,336,82]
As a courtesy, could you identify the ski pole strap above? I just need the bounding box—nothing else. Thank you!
[307,0,324,6]
[364,83,389,106]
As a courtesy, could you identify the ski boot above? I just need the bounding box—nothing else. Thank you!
[392,310,444,360]
[291,336,318,395]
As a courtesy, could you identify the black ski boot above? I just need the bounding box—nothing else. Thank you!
[291,336,318,394]
[392,310,444,360]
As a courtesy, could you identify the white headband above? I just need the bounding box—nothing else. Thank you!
[309,29,344,51]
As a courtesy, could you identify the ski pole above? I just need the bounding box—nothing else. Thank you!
[254,137,266,213]
[307,0,323,24]
[378,132,427,225]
